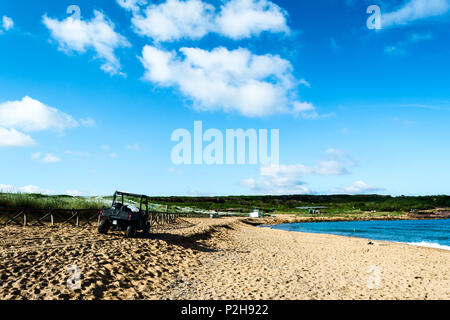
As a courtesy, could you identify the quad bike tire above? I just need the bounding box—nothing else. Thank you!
[98,219,110,234]
[125,225,137,238]
[143,221,151,235]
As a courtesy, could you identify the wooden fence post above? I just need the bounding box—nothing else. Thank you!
[1,207,179,229]
[165,205,168,225]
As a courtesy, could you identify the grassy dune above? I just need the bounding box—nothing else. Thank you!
[1,193,449,218]
[0,193,105,210]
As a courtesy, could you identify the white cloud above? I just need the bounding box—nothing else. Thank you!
[109,152,118,158]
[126,0,289,41]
[241,177,257,189]
[132,0,215,42]
[2,16,14,31]
[216,0,289,39]
[241,164,313,195]
[407,32,434,42]
[65,189,89,196]
[43,10,130,75]
[42,154,61,163]
[117,0,148,12]
[187,188,214,196]
[241,178,260,192]
[126,143,141,150]
[0,96,78,132]
[257,164,314,195]
[140,45,311,117]
[0,127,35,147]
[292,101,335,120]
[292,102,318,119]
[31,152,61,163]
[0,184,54,195]
[0,97,92,147]
[315,149,356,175]
[315,160,350,175]
[19,185,54,195]
[332,181,383,195]
[80,117,96,127]
[31,152,41,160]
[299,79,311,88]
[384,32,433,55]
[382,0,450,28]
[242,149,356,195]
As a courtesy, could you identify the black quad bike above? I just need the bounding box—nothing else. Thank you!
[98,191,150,238]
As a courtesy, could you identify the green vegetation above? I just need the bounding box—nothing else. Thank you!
[1,193,449,216]
[146,194,450,215]
[0,193,105,210]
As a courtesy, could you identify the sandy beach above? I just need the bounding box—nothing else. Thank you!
[0,217,449,300]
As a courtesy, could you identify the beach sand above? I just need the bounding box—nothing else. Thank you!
[0,217,448,300]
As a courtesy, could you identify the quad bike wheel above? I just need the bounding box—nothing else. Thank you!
[143,221,151,235]
[98,219,110,234]
[125,225,137,238]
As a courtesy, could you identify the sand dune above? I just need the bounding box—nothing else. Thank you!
[0,217,448,300]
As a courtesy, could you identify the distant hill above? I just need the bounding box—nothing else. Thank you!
[2,193,450,213]
[147,194,450,213]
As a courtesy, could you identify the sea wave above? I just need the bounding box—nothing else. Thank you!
[407,241,450,251]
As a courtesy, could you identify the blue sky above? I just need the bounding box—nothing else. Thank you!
[0,0,450,197]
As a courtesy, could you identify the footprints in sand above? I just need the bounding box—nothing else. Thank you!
[3,218,446,300]
[0,221,211,300]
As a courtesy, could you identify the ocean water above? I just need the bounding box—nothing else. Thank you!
[271,219,450,250]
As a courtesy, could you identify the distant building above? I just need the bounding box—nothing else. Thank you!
[250,208,262,218]
[296,206,328,214]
